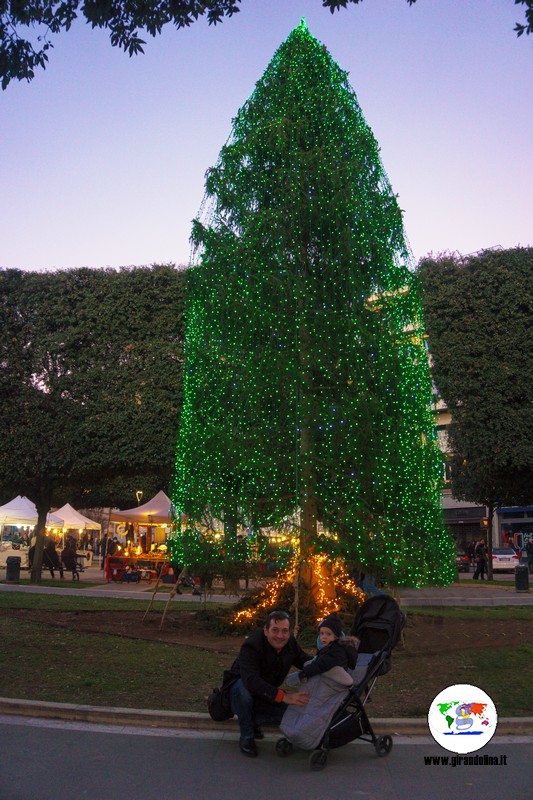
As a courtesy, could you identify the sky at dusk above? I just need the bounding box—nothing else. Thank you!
[0,0,531,272]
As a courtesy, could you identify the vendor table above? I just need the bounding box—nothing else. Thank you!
[105,555,166,583]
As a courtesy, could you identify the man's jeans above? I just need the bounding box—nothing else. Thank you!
[230,679,287,739]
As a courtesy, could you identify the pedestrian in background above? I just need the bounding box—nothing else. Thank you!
[43,539,64,579]
[61,542,79,581]
[100,533,109,570]
[472,539,487,580]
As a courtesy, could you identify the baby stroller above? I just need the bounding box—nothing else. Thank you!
[277,594,405,770]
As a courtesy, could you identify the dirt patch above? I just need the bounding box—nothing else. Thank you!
[1,607,531,653]
[402,614,532,653]
[1,607,531,717]
[0,608,244,655]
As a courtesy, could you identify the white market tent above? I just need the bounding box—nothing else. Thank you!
[109,490,173,525]
[53,503,101,532]
[0,495,64,528]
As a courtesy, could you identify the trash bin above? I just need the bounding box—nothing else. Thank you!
[514,564,529,592]
[5,555,21,584]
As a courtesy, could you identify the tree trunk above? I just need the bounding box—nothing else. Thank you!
[299,420,318,551]
[223,496,241,594]
[296,260,335,605]
[224,502,238,541]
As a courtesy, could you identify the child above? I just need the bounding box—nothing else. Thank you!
[280,613,360,751]
[286,612,359,686]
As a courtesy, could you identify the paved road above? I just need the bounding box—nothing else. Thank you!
[1,716,531,800]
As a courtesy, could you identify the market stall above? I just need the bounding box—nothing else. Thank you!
[0,496,64,568]
[53,503,101,562]
[109,490,174,554]
[0,495,64,530]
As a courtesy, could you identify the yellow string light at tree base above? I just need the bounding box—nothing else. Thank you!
[232,553,366,630]
[172,19,456,599]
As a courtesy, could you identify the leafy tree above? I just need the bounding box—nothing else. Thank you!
[323,0,533,38]
[418,247,533,576]
[64,265,186,497]
[0,264,185,579]
[173,21,454,601]
[1,0,530,89]
[0,268,85,578]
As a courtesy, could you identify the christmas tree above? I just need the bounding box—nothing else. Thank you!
[172,20,455,609]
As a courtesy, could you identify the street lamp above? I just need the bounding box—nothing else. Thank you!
[135,490,143,506]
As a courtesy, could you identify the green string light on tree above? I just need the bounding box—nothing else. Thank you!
[172,19,455,588]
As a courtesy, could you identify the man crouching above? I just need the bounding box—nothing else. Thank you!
[229,610,311,757]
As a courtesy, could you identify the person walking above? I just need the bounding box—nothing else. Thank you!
[472,539,487,580]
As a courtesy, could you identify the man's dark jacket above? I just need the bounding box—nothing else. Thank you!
[229,628,310,703]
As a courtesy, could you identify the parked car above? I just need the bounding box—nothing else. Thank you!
[491,548,520,572]
[455,549,471,573]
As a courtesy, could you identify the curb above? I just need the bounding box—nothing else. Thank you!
[1,698,531,736]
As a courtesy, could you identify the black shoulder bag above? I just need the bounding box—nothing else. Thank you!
[207,669,237,721]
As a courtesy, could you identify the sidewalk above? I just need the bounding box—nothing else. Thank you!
[398,582,533,606]
[1,697,531,736]
[1,563,531,605]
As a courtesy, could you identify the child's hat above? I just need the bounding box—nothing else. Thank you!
[318,612,343,638]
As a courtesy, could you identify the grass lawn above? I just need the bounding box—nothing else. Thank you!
[0,592,226,713]
[0,593,531,717]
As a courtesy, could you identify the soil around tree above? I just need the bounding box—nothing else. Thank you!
[2,607,530,654]
[2,607,532,716]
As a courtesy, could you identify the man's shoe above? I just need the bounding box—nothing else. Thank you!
[253,727,264,740]
[239,737,258,757]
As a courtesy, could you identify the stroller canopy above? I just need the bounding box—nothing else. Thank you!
[350,595,405,654]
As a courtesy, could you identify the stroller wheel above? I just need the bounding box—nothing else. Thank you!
[275,737,293,757]
[309,749,328,771]
[375,735,393,757]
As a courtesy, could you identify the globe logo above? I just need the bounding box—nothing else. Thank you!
[427,683,498,754]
